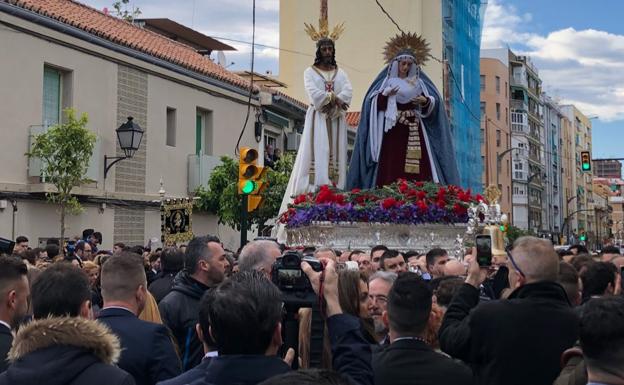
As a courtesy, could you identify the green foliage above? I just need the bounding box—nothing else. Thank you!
[506,225,534,245]
[195,153,294,232]
[112,0,142,22]
[26,109,96,242]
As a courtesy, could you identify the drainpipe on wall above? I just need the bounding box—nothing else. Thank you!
[11,200,17,240]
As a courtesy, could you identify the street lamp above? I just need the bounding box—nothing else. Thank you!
[104,117,144,180]
[496,147,522,187]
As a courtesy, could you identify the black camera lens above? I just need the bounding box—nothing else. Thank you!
[282,251,302,268]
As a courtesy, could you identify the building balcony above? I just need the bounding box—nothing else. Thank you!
[513,194,528,205]
[511,111,529,134]
[28,124,101,182]
[529,153,541,164]
[511,99,528,111]
[512,122,529,135]
[513,171,527,182]
[511,74,528,89]
[187,154,222,194]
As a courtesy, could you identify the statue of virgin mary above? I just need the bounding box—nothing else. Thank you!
[347,33,460,189]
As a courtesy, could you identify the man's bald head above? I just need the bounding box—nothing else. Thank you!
[443,259,466,277]
[238,240,282,276]
[314,248,337,261]
[510,236,559,283]
[611,256,624,270]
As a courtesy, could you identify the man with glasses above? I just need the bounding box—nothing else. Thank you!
[438,236,579,385]
[368,271,397,344]
[73,240,92,265]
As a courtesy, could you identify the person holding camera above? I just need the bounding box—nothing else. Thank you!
[438,236,579,385]
[299,268,376,369]
[190,261,373,385]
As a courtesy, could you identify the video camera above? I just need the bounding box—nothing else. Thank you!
[271,250,323,308]
[0,237,15,255]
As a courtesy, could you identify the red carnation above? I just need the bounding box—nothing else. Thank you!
[476,194,484,202]
[458,191,471,202]
[416,200,428,211]
[381,197,397,209]
[398,180,409,193]
[416,191,427,200]
[334,194,346,205]
[315,188,333,204]
[351,188,361,194]
[415,181,424,187]
[293,194,307,204]
[453,203,467,215]
[437,199,446,208]
[437,187,446,200]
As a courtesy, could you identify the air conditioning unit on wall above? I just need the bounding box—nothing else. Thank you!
[286,132,302,151]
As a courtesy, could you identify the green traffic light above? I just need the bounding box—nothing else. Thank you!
[499,225,505,232]
[582,163,590,171]
[241,180,256,194]
[580,235,587,241]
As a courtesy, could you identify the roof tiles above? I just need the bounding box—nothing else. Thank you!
[9,0,252,90]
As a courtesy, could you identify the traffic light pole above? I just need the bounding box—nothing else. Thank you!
[240,194,248,249]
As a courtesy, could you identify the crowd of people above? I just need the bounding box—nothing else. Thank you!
[1,230,623,385]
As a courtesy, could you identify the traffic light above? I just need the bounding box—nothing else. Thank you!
[238,147,260,195]
[238,147,267,212]
[579,234,587,242]
[580,151,591,172]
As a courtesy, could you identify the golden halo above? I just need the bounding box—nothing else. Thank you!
[383,32,430,65]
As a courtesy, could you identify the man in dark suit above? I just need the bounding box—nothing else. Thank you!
[0,256,29,373]
[373,272,472,385]
[193,265,374,385]
[439,237,579,385]
[0,263,134,385]
[98,253,181,385]
[156,291,217,385]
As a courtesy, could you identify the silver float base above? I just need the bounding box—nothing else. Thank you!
[286,222,467,256]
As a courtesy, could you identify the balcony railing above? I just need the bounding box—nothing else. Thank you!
[511,74,528,89]
[510,99,527,111]
[513,194,528,204]
[28,124,100,182]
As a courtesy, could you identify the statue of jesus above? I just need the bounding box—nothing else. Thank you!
[276,19,352,222]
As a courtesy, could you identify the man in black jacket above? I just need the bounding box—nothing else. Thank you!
[373,272,472,385]
[159,236,227,371]
[0,256,29,373]
[0,263,134,385]
[439,236,579,385]
[98,254,181,385]
[149,248,185,303]
[157,290,218,385]
[192,262,373,385]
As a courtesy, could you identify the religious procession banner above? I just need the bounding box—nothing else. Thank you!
[161,198,194,245]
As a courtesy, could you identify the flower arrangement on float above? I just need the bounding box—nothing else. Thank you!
[279,179,484,228]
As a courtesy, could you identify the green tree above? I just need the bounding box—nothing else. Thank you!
[112,0,142,22]
[506,225,534,245]
[195,153,294,234]
[26,109,96,247]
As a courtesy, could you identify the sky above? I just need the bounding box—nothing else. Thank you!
[81,0,622,160]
